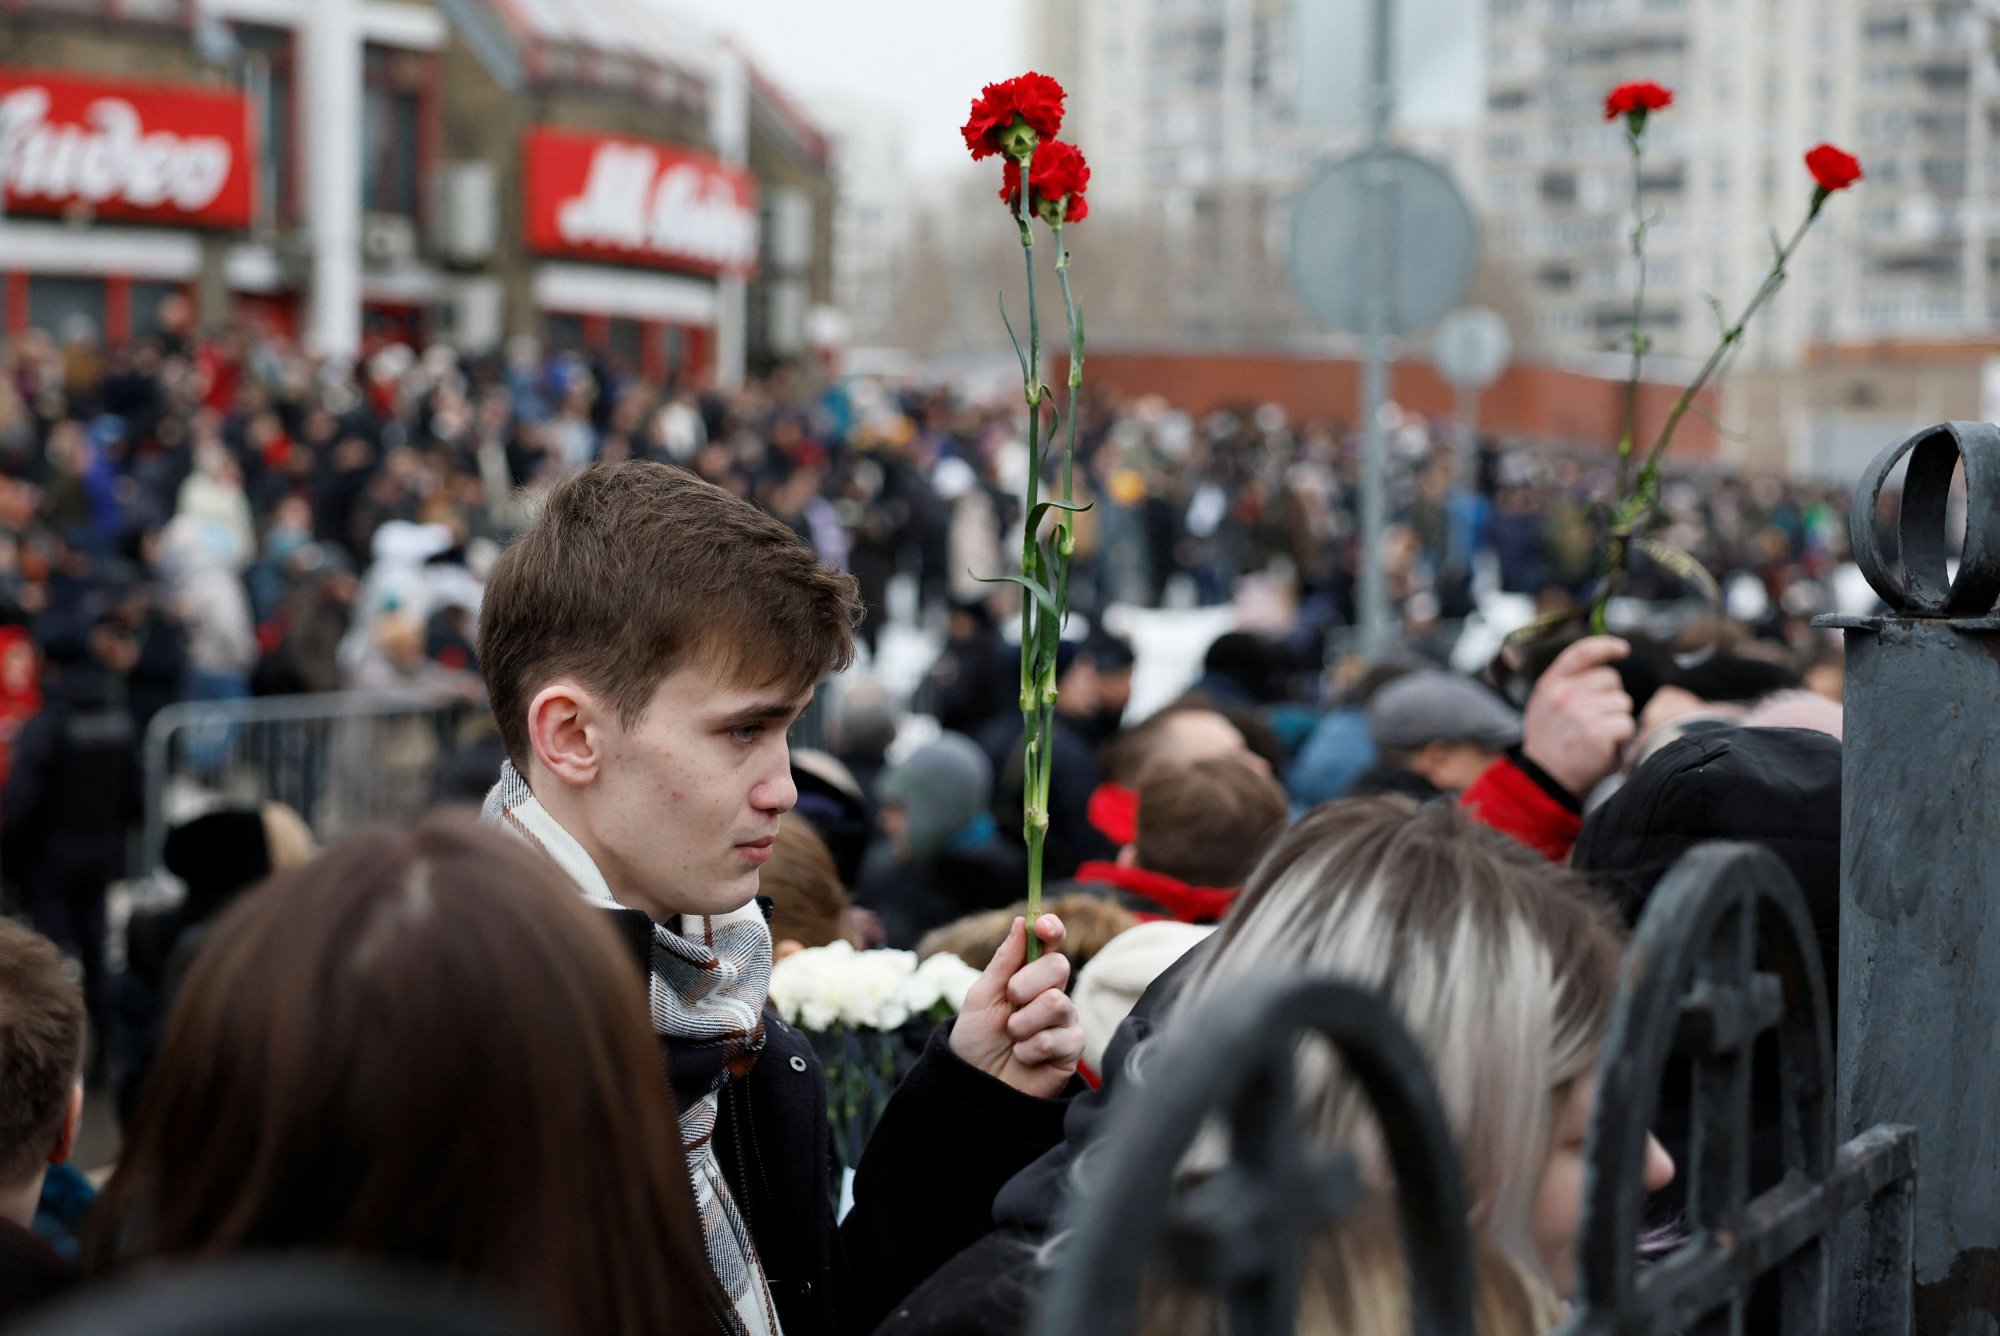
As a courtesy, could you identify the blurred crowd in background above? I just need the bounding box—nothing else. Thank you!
[0,307,1885,1331]
[0,310,1872,1057]
[0,307,1860,772]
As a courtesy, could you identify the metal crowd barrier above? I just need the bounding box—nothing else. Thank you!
[1040,844,1918,1336]
[140,690,494,875]
[140,685,832,877]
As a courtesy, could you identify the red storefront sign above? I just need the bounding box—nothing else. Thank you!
[524,127,758,278]
[0,71,255,229]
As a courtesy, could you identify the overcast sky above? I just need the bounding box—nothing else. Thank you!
[676,0,1029,178]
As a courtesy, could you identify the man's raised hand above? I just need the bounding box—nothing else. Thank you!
[1521,635,1638,800]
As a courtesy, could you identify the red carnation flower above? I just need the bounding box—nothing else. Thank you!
[962,72,1066,161]
[1603,81,1673,126]
[1000,139,1091,225]
[1805,143,1863,194]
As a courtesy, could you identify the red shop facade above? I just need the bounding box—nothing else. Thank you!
[519,125,758,384]
[0,68,254,342]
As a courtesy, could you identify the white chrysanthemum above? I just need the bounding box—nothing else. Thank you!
[768,942,981,1033]
[915,950,982,1013]
[840,949,919,1030]
[770,940,858,1030]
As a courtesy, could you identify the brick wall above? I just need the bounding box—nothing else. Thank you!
[1061,348,1721,456]
[0,19,223,86]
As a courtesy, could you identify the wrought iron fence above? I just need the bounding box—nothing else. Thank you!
[1038,975,1478,1336]
[1039,844,1917,1336]
[1560,842,1916,1336]
[1821,420,2000,1328]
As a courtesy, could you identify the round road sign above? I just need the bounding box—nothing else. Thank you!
[1285,149,1479,339]
[1430,306,1512,388]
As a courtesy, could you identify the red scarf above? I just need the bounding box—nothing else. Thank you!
[1075,860,1238,924]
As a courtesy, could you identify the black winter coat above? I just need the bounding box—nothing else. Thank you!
[1,667,142,890]
[876,943,1208,1336]
[601,907,1072,1336]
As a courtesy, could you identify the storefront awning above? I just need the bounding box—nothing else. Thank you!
[531,261,718,325]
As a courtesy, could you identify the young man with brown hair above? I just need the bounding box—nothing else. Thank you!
[478,461,1082,1336]
[0,919,84,1321]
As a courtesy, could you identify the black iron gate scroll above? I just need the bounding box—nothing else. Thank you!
[1036,975,1478,1336]
[1559,842,1917,1336]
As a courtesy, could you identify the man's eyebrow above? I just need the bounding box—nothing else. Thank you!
[712,692,815,727]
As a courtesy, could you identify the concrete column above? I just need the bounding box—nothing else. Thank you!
[303,0,363,361]
[708,45,749,392]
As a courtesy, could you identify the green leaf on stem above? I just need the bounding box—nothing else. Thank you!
[973,570,1060,616]
[1028,497,1093,533]
[998,293,1031,388]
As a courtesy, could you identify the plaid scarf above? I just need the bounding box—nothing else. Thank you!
[484,762,780,1336]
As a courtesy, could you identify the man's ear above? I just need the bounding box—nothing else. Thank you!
[50,1083,81,1167]
[528,680,607,788]
[1411,740,1453,785]
[1114,842,1140,869]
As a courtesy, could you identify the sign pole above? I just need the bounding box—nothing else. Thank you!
[1358,0,1395,658]
[1455,378,1478,500]
[1429,306,1512,574]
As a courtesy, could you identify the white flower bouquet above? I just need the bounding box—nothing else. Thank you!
[768,943,983,1180]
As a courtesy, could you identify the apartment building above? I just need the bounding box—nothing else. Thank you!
[1028,0,1486,346]
[1845,0,2000,338]
[1479,0,1865,365]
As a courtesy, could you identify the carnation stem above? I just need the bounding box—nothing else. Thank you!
[1617,124,1647,504]
[1014,142,1048,963]
[1055,225,1083,533]
[1591,202,1822,631]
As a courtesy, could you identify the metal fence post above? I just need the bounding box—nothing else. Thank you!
[1823,421,2000,1331]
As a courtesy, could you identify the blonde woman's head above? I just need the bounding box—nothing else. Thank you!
[1166,797,1669,1315]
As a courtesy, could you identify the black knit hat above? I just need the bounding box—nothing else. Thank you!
[163,808,274,924]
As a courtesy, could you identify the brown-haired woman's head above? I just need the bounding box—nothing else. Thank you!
[91,812,723,1336]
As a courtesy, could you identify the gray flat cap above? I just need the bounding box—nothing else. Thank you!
[1367,670,1523,753]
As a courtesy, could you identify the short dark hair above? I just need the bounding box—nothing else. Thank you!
[478,461,863,770]
[0,919,84,1184]
[1135,757,1289,888]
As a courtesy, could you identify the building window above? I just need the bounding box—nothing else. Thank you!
[607,318,644,370]
[131,282,186,336]
[544,314,585,351]
[1922,157,1967,190]
[236,24,297,225]
[26,277,106,342]
[362,46,431,221]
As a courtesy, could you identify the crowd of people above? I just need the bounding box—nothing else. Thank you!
[0,311,1865,1334]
